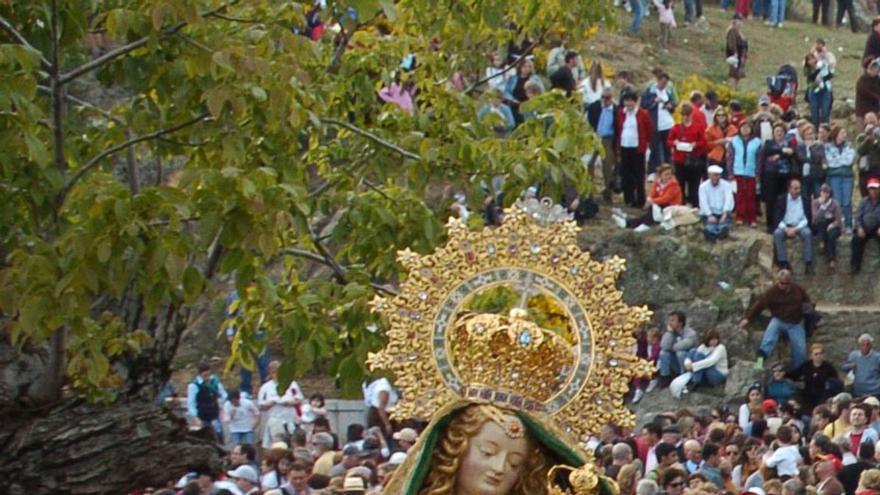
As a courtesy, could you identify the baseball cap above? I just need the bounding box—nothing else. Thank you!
[227,465,259,484]
[762,399,778,413]
[389,451,407,465]
[759,95,771,106]
[746,488,766,495]
[393,427,418,443]
[707,165,724,175]
[868,177,880,189]
[864,396,880,407]
[270,441,289,450]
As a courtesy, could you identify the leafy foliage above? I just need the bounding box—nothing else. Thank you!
[0,0,609,401]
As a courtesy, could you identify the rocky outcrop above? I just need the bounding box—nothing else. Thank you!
[578,222,880,423]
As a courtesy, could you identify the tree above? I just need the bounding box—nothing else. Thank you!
[0,0,608,491]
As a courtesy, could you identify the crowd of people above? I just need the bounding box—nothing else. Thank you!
[133,3,880,495]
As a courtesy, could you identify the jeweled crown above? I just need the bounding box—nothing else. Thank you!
[367,200,655,442]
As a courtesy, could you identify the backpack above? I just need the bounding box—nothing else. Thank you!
[194,379,220,422]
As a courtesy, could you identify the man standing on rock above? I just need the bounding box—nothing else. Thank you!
[739,269,811,370]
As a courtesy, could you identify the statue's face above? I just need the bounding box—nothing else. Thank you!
[454,419,529,495]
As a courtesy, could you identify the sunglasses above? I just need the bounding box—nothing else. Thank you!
[669,482,685,488]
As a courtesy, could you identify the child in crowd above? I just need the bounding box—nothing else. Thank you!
[766,364,797,405]
[632,327,662,403]
[301,393,328,425]
[653,0,676,51]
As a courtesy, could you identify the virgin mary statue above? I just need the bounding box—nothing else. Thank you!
[367,200,654,495]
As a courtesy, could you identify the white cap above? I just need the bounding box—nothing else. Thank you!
[707,165,724,175]
[389,451,407,465]
[747,488,766,495]
[227,465,259,484]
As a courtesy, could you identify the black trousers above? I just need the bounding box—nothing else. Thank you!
[836,0,858,31]
[812,0,831,24]
[620,147,646,208]
[675,161,704,208]
[851,229,880,271]
[814,221,841,260]
[762,172,789,233]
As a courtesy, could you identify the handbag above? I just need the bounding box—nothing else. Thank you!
[802,302,821,338]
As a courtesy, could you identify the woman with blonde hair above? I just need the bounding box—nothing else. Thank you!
[857,469,880,495]
[617,463,641,495]
[581,61,611,107]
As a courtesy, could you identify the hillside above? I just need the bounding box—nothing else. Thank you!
[588,5,866,107]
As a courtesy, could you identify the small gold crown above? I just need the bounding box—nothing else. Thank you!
[450,309,574,407]
[367,201,655,442]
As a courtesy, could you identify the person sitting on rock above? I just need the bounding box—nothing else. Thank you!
[653,311,698,391]
[698,165,735,242]
[786,343,841,415]
[773,178,815,275]
[682,329,729,394]
[850,178,880,274]
[739,268,812,370]
[842,334,880,398]
[614,163,683,232]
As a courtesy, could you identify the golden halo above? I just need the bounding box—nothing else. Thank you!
[367,199,654,441]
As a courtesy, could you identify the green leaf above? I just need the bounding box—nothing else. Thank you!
[182,266,204,304]
[24,132,50,167]
[96,239,112,263]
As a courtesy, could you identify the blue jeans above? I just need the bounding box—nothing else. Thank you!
[659,349,689,377]
[703,215,732,240]
[758,317,807,368]
[773,226,814,263]
[769,0,786,22]
[688,351,727,386]
[721,0,731,8]
[231,431,256,445]
[753,0,767,17]
[630,0,644,33]
[828,175,853,228]
[240,347,270,397]
[809,88,832,126]
[683,0,694,21]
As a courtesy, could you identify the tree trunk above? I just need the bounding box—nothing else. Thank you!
[0,399,224,494]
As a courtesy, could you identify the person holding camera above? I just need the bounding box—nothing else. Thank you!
[857,120,880,198]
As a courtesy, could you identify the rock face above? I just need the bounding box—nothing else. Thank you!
[578,224,880,423]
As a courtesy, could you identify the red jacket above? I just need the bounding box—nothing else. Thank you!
[667,121,708,164]
[616,107,653,154]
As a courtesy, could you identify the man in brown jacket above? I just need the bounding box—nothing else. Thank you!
[739,269,811,370]
[855,60,880,130]
[815,460,844,495]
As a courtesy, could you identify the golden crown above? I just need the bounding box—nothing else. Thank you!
[367,199,654,441]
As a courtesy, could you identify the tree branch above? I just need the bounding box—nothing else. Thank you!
[0,15,52,69]
[49,0,66,174]
[283,248,399,296]
[57,1,239,86]
[59,112,210,203]
[205,12,265,23]
[321,118,421,161]
[37,85,125,126]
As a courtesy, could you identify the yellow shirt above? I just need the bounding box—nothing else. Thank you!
[823,418,848,439]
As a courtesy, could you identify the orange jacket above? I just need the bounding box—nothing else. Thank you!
[705,124,738,163]
[649,177,684,207]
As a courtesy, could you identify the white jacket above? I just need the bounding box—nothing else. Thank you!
[689,344,729,376]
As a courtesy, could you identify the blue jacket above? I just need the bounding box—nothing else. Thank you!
[728,135,761,177]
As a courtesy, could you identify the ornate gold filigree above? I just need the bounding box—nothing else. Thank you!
[366,202,654,442]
